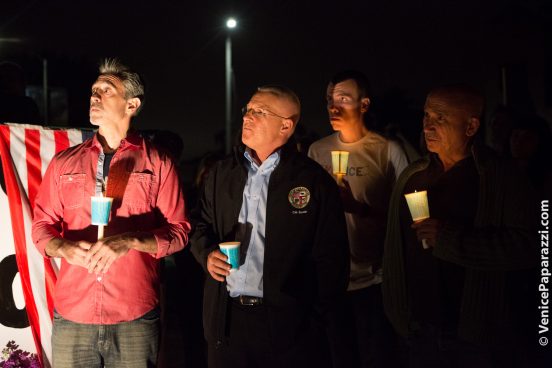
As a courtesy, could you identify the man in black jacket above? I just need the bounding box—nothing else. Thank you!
[191,85,350,368]
[383,85,539,367]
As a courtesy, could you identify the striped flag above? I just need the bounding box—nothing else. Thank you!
[0,123,93,368]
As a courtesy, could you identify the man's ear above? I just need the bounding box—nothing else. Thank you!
[466,117,480,137]
[280,118,295,138]
[126,98,141,116]
[360,97,370,113]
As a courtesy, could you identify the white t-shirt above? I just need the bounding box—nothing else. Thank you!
[308,131,408,290]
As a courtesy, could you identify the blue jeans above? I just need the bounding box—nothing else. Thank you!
[52,309,160,368]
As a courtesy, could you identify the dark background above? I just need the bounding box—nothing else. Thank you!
[1,2,551,366]
[1,0,551,160]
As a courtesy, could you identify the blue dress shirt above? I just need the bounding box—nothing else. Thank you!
[226,148,280,297]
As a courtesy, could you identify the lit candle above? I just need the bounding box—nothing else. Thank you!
[331,150,349,185]
[92,176,111,240]
[404,190,430,249]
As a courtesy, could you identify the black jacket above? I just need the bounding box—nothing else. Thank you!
[191,142,350,356]
[383,145,539,347]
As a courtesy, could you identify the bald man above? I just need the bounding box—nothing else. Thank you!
[191,85,351,368]
[383,85,538,367]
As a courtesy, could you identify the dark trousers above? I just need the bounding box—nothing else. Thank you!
[401,322,547,368]
[208,299,330,368]
[404,323,492,368]
[347,284,402,368]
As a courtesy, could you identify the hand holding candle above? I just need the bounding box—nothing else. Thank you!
[331,150,349,186]
[404,190,431,249]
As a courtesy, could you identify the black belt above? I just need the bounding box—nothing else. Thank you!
[234,295,263,306]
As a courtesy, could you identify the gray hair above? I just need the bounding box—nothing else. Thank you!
[99,58,145,114]
[257,85,301,124]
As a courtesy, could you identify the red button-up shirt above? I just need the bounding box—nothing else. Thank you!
[32,132,190,324]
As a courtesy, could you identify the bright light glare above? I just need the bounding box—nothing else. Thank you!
[226,18,237,29]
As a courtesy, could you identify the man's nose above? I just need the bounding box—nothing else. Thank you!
[423,116,434,130]
[91,91,100,102]
[243,114,253,124]
[327,102,339,114]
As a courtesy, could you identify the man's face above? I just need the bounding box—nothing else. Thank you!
[89,75,129,127]
[423,94,477,160]
[241,92,294,154]
[326,79,368,131]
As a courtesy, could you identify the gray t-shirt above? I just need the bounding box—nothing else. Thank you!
[308,131,408,290]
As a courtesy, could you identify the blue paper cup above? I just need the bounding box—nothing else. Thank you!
[91,196,113,225]
[219,241,240,271]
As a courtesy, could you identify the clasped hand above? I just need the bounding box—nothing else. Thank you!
[59,235,132,275]
[84,234,133,274]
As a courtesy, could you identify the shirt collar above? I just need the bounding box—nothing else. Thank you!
[88,129,142,152]
[430,152,474,171]
[244,148,281,173]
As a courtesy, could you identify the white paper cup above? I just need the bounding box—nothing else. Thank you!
[219,241,240,270]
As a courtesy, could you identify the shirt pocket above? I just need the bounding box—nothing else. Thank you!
[123,172,154,209]
[59,173,86,209]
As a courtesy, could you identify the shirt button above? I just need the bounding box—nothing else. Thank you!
[97,276,102,282]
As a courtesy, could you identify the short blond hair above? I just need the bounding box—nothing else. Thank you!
[257,85,301,124]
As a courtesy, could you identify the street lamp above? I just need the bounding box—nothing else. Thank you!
[226,18,237,29]
[225,17,237,154]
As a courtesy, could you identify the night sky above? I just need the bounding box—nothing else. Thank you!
[1,0,550,160]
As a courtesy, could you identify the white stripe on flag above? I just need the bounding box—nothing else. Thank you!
[8,126,29,203]
[68,129,84,148]
[39,130,55,179]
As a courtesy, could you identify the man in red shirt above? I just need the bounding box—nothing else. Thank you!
[32,59,190,367]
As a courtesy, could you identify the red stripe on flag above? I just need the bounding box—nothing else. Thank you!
[54,130,70,153]
[25,129,41,210]
[0,125,44,366]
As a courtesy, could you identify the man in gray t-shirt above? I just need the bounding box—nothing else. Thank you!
[309,71,407,368]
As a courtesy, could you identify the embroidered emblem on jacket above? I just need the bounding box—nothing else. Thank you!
[288,187,310,209]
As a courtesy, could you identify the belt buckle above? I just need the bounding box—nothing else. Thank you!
[239,295,260,306]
